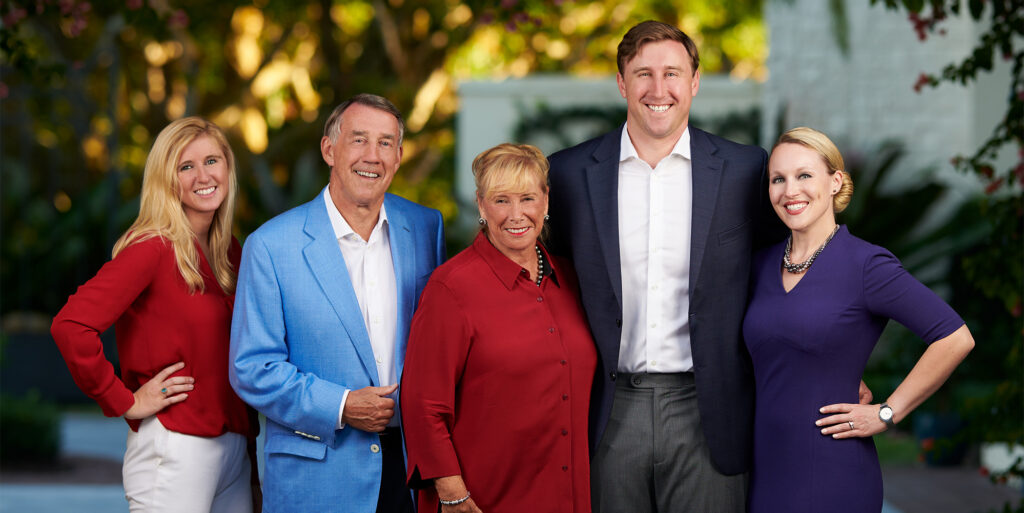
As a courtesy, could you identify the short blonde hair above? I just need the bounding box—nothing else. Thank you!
[113,117,238,294]
[473,143,549,200]
[774,127,854,213]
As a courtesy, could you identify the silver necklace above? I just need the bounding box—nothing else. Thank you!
[783,225,840,274]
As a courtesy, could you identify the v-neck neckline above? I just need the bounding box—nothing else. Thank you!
[776,228,841,295]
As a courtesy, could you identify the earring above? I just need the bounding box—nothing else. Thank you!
[544,214,550,221]
[478,217,486,225]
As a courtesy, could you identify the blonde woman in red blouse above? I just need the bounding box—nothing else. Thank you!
[51,117,258,513]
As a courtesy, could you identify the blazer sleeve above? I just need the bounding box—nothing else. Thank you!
[50,238,164,417]
[229,232,348,442]
[400,279,472,487]
[753,147,788,249]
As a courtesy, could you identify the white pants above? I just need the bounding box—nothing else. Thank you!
[123,416,252,513]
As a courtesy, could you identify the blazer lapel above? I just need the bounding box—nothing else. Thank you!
[688,127,723,297]
[301,192,380,385]
[585,128,624,309]
[384,195,415,377]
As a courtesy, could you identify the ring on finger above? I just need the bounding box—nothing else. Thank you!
[161,387,168,394]
[848,421,855,430]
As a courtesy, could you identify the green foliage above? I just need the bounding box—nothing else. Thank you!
[867,1,1023,502]
[0,0,767,317]
[0,391,60,463]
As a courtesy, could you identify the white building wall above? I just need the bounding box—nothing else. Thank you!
[762,0,1007,195]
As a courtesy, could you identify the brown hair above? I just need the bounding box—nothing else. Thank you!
[617,20,699,75]
[774,127,854,213]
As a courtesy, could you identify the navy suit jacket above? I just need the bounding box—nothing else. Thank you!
[547,125,782,475]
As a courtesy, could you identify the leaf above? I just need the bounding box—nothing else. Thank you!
[968,0,985,19]
[902,0,925,13]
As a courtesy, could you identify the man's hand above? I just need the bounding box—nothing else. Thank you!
[342,384,398,432]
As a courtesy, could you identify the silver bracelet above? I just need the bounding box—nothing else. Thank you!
[439,491,471,506]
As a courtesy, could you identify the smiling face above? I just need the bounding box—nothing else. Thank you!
[477,175,549,263]
[768,142,844,235]
[617,39,700,150]
[177,134,229,233]
[321,103,402,213]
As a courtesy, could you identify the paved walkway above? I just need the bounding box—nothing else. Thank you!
[1,412,1018,512]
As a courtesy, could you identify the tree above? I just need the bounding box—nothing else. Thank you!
[0,0,765,316]
[869,0,1022,504]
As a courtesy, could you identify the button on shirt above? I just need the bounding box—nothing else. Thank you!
[323,188,399,428]
[617,125,693,373]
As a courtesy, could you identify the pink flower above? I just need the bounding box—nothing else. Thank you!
[984,177,1004,195]
[913,73,931,93]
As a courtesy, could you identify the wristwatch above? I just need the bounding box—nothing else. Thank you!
[878,403,895,427]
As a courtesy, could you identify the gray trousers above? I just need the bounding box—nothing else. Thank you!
[591,373,747,513]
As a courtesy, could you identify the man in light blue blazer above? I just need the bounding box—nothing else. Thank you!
[230,94,445,513]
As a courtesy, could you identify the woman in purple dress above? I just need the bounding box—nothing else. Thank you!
[743,127,975,512]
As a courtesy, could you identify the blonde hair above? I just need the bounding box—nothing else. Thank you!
[113,117,238,294]
[473,143,549,199]
[774,127,854,213]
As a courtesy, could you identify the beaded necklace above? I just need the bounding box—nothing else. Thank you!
[783,225,840,274]
[534,245,545,286]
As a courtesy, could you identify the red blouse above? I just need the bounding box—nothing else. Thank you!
[51,236,255,438]
[401,232,597,513]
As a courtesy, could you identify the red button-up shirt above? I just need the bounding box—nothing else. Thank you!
[401,232,596,513]
[51,236,255,439]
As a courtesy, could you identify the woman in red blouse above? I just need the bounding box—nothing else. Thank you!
[401,143,597,513]
[51,117,258,513]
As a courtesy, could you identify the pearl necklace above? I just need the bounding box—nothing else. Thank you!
[783,225,840,274]
[534,245,545,286]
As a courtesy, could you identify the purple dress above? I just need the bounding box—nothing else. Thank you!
[742,226,963,513]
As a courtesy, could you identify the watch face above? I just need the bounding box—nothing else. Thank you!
[880,407,893,421]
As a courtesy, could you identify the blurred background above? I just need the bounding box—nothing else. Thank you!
[1,0,1020,511]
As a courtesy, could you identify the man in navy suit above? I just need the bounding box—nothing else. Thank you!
[547,21,781,512]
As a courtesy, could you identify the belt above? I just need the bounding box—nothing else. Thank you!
[617,372,695,388]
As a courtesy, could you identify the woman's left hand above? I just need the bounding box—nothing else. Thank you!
[816,403,887,439]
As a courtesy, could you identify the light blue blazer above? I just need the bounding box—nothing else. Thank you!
[229,189,445,512]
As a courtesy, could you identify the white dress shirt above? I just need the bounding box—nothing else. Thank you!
[617,125,694,373]
[323,188,399,428]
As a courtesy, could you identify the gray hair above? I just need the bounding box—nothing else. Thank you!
[323,93,405,144]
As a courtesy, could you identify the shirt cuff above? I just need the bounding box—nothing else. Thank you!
[336,389,351,430]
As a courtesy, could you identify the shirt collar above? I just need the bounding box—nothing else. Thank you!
[471,231,559,291]
[323,186,388,242]
[619,123,691,163]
